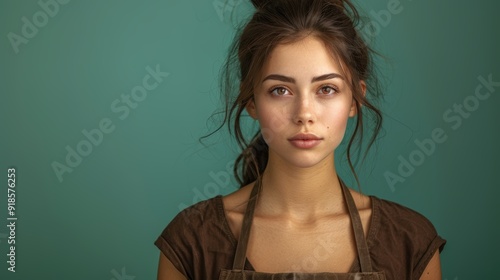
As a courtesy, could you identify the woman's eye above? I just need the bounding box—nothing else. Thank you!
[270,87,290,96]
[318,86,337,95]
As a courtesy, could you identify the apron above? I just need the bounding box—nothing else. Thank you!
[219,176,386,280]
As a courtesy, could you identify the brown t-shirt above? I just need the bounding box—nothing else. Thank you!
[154,195,446,280]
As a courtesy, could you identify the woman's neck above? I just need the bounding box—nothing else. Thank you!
[256,151,345,222]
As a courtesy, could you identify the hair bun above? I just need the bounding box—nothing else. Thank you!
[250,0,269,9]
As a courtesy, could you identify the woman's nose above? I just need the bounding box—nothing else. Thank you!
[292,93,316,125]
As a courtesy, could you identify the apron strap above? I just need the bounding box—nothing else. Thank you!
[232,176,261,270]
[339,176,373,272]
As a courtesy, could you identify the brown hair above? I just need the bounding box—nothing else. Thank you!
[200,0,383,189]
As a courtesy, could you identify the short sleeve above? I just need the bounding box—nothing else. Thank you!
[154,203,206,280]
[372,197,446,279]
[411,215,446,279]
[154,196,239,280]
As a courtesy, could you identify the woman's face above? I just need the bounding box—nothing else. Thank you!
[246,35,361,168]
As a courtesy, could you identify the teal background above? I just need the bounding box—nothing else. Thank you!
[0,0,498,279]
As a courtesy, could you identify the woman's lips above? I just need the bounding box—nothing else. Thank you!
[288,139,322,149]
[287,133,323,149]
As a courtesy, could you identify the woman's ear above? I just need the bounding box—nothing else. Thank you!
[349,80,366,117]
[245,97,258,120]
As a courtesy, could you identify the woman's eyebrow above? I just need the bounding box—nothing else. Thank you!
[312,73,345,82]
[262,73,344,83]
[262,74,295,83]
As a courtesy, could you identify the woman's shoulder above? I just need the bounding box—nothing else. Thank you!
[368,195,446,279]
[154,195,236,279]
[370,195,440,235]
[162,195,225,234]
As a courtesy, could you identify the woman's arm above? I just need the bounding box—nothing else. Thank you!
[419,249,442,280]
[157,252,187,280]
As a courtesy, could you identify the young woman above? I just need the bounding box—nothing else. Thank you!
[155,0,446,279]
